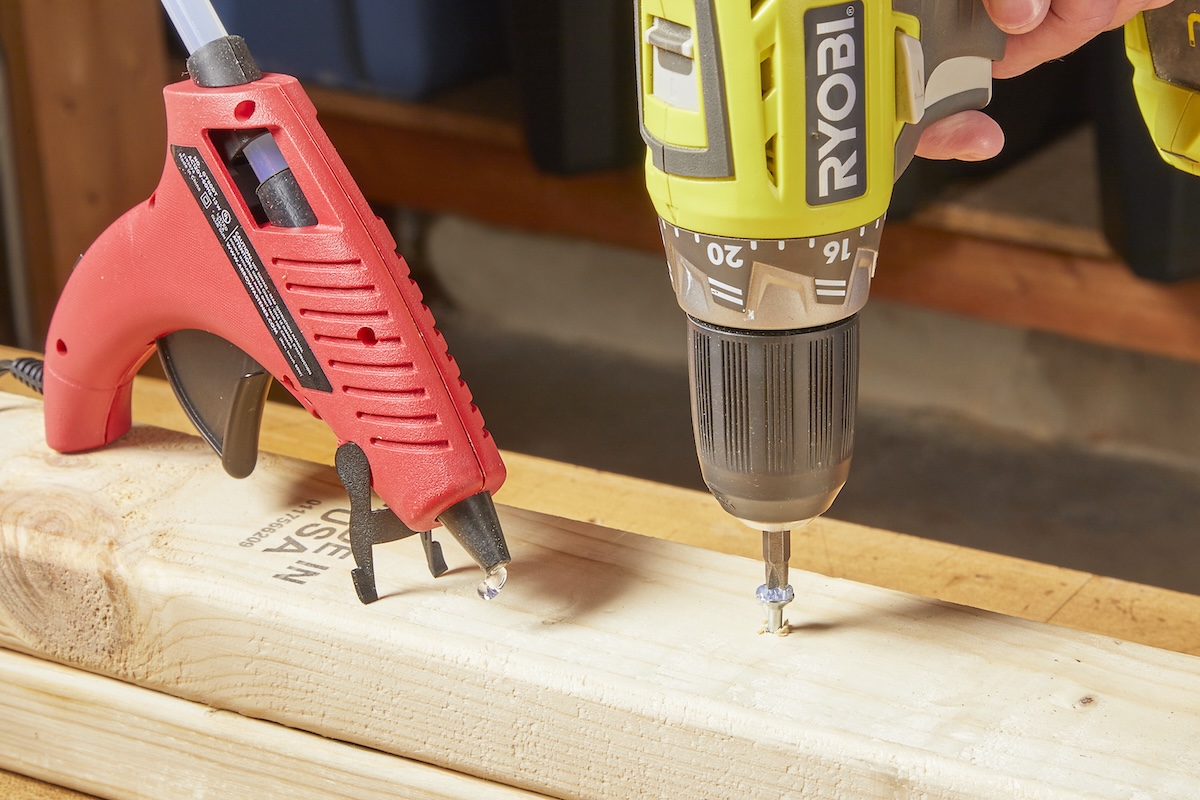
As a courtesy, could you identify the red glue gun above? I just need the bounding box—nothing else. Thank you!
[40,30,509,604]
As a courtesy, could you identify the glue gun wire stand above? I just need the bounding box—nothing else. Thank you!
[24,0,512,605]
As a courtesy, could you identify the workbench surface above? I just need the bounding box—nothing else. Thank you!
[1,350,1198,798]
[3,345,1197,657]
[2,343,1200,796]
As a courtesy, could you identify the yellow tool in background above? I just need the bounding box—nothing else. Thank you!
[635,1,1005,631]
[1128,3,1200,175]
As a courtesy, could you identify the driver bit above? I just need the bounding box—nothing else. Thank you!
[756,530,794,634]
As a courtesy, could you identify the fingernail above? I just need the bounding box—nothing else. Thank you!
[984,0,1044,30]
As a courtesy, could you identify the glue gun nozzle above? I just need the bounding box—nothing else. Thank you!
[437,492,511,600]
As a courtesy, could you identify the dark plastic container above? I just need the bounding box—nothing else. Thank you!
[210,1,508,99]
[1090,29,1200,282]
[354,0,509,100]
[508,0,643,175]
[210,0,362,90]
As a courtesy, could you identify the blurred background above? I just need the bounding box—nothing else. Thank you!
[3,0,1200,593]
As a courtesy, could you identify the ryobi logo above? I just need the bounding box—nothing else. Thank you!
[805,1,867,206]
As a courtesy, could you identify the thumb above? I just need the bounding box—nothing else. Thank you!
[914,111,1005,162]
[981,0,1051,33]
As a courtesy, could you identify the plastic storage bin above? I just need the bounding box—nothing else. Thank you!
[355,0,508,100]
[211,0,361,89]
[209,0,508,100]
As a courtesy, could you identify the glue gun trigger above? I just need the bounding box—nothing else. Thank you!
[158,329,271,480]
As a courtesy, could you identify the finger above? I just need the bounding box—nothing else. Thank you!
[995,0,1119,78]
[994,0,1170,79]
[981,0,1051,33]
[914,111,1005,161]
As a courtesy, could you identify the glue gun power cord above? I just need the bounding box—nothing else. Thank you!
[0,357,45,394]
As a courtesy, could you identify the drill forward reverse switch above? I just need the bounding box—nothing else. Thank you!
[636,1,1004,631]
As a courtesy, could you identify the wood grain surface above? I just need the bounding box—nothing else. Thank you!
[1,391,1199,798]
[0,647,543,800]
[0,768,86,800]
[2,346,1199,660]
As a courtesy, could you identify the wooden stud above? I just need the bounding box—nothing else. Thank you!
[1,393,1199,799]
[0,647,541,800]
[4,344,1200,659]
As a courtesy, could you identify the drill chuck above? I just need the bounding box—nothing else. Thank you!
[688,315,858,530]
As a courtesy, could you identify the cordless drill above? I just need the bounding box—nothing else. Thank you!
[1127,3,1200,173]
[636,1,1005,631]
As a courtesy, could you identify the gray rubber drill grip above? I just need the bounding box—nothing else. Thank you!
[688,315,859,529]
[892,0,1007,177]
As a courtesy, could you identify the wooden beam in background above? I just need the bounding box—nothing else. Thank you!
[875,222,1200,365]
[314,110,663,255]
[1,0,169,344]
[1,393,1198,799]
[311,87,1200,365]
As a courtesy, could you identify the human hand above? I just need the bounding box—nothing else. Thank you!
[915,0,1173,162]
